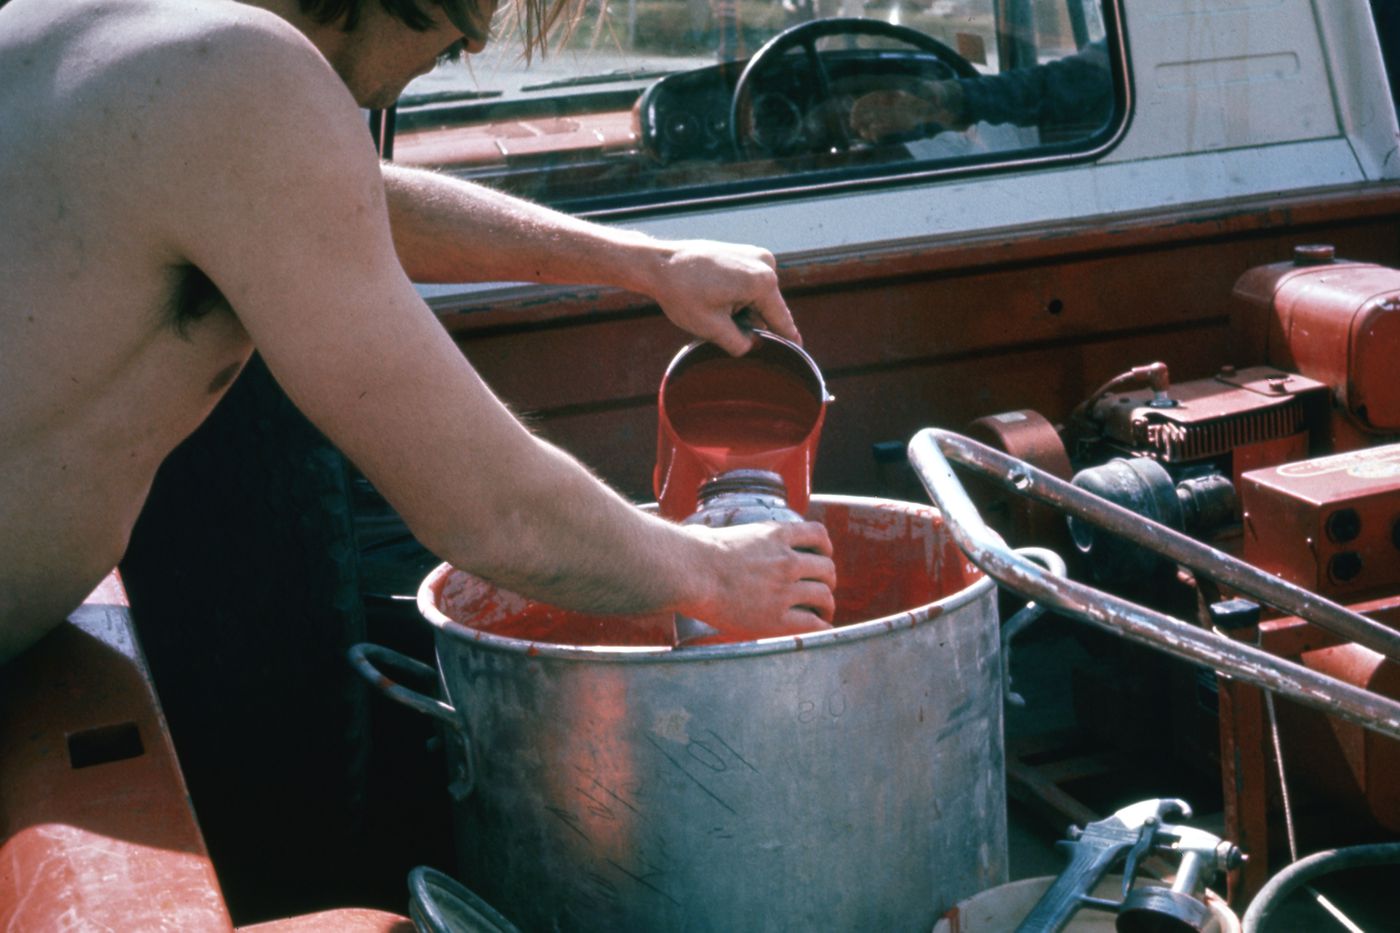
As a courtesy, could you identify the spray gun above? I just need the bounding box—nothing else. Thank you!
[1016,798,1245,933]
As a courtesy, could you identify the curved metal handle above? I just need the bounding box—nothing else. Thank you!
[349,642,458,726]
[407,865,521,933]
[1002,547,1069,708]
[907,428,1400,743]
[349,643,476,799]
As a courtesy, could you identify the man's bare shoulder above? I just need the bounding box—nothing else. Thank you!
[4,0,304,68]
[2,0,361,147]
[3,0,379,276]
[130,1,358,120]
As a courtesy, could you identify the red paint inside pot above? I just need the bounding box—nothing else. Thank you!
[431,500,978,648]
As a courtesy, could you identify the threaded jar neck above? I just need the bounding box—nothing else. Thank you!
[697,469,789,505]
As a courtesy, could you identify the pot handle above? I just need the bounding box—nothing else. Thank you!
[349,642,458,726]
[348,643,476,799]
[407,865,521,933]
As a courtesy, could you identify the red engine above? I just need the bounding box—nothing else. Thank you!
[980,244,1400,569]
[971,246,1400,876]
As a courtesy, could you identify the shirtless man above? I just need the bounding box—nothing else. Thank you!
[0,0,837,663]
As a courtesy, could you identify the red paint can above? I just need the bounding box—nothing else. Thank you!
[654,332,831,521]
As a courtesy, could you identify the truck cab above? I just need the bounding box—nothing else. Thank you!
[4,0,1399,928]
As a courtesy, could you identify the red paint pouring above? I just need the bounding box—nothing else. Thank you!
[654,334,829,521]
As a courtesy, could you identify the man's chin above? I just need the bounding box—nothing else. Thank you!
[358,84,409,110]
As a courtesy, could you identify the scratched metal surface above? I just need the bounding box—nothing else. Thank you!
[426,496,1006,932]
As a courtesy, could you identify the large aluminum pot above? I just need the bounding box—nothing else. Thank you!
[357,495,1005,932]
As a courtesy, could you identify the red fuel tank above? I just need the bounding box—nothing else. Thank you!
[1233,245,1400,434]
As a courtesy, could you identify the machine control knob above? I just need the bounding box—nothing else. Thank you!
[1208,598,1262,631]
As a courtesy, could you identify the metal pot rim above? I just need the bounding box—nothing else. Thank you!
[416,494,993,664]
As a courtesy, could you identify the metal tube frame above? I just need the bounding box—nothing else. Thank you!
[907,428,1400,743]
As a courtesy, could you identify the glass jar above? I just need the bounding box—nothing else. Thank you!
[674,469,812,645]
[680,469,805,530]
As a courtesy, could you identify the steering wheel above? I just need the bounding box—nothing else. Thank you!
[729,17,980,159]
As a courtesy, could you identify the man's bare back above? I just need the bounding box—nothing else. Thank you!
[0,1,270,658]
[0,0,836,664]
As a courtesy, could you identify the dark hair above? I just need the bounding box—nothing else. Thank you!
[298,0,435,32]
[297,0,576,55]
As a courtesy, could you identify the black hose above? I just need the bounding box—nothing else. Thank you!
[1240,842,1400,933]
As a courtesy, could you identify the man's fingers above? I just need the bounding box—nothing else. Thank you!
[742,248,800,346]
[711,315,761,357]
[789,523,836,624]
[657,239,803,352]
[789,581,836,623]
[786,521,834,557]
[793,550,837,588]
[749,285,802,346]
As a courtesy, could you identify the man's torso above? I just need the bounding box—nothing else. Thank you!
[0,0,292,659]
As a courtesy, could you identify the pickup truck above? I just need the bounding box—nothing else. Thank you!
[4,0,1398,929]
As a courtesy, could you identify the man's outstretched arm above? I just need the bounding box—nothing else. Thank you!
[158,25,833,635]
[380,163,800,356]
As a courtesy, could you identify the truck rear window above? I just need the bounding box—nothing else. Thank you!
[389,0,1126,216]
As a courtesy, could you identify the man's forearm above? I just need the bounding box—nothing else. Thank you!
[379,162,800,355]
[381,162,664,291]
